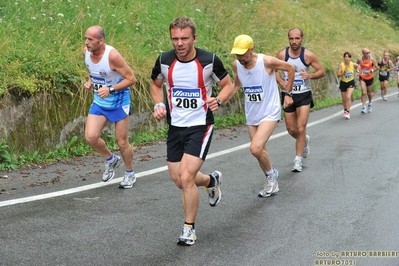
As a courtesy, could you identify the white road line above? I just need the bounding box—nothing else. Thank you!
[0,94,391,208]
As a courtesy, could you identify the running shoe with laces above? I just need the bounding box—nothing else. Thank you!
[368,103,372,113]
[292,159,302,172]
[205,171,222,207]
[177,225,196,246]
[343,111,349,119]
[361,106,367,114]
[345,112,350,120]
[302,135,310,158]
[258,169,280,198]
[119,171,136,189]
[102,155,122,182]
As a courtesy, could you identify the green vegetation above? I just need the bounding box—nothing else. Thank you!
[1,0,399,170]
[1,0,399,98]
[362,0,399,26]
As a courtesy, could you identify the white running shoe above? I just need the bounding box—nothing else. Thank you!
[303,135,310,158]
[102,155,122,182]
[258,169,279,198]
[343,111,349,120]
[292,159,302,172]
[368,103,372,113]
[177,225,196,246]
[119,172,136,189]
[361,106,367,114]
[205,171,222,207]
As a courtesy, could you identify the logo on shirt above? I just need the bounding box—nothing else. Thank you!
[243,86,263,94]
[99,69,107,77]
[172,88,201,98]
[90,76,106,85]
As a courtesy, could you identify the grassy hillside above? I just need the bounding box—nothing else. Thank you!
[1,0,399,169]
[1,0,398,101]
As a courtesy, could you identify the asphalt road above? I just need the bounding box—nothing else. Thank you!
[1,88,399,266]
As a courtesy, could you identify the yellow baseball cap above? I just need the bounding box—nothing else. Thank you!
[230,35,254,55]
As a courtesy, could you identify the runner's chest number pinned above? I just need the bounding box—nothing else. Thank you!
[172,88,202,109]
[243,85,264,102]
[293,79,304,91]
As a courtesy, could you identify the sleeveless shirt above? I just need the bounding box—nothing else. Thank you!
[282,47,311,94]
[378,59,390,77]
[359,57,374,80]
[236,54,280,125]
[340,62,355,83]
[85,45,130,109]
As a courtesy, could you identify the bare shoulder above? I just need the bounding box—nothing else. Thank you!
[276,48,286,59]
[262,54,277,66]
[262,54,275,62]
[108,48,127,69]
[232,59,238,71]
[109,48,123,60]
[304,48,320,62]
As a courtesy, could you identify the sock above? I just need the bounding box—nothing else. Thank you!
[107,153,115,163]
[266,169,274,176]
[295,156,302,161]
[125,170,134,175]
[184,222,195,229]
[344,109,347,112]
[207,174,215,188]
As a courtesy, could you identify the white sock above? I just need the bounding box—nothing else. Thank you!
[266,169,274,176]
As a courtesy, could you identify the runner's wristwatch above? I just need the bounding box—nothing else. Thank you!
[109,86,115,94]
[284,91,292,97]
[284,91,293,97]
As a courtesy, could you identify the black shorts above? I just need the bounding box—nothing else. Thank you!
[282,91,314,113]
[166,124,214,162]
[359,77,374,87]
[379,74,389,82]
[339,80,355,92]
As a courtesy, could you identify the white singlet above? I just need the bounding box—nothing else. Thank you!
[236,54,281,125]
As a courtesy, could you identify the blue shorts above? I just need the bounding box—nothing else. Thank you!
[88,102,131,123]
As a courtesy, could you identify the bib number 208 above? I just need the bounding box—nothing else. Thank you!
[176,98,198,109]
